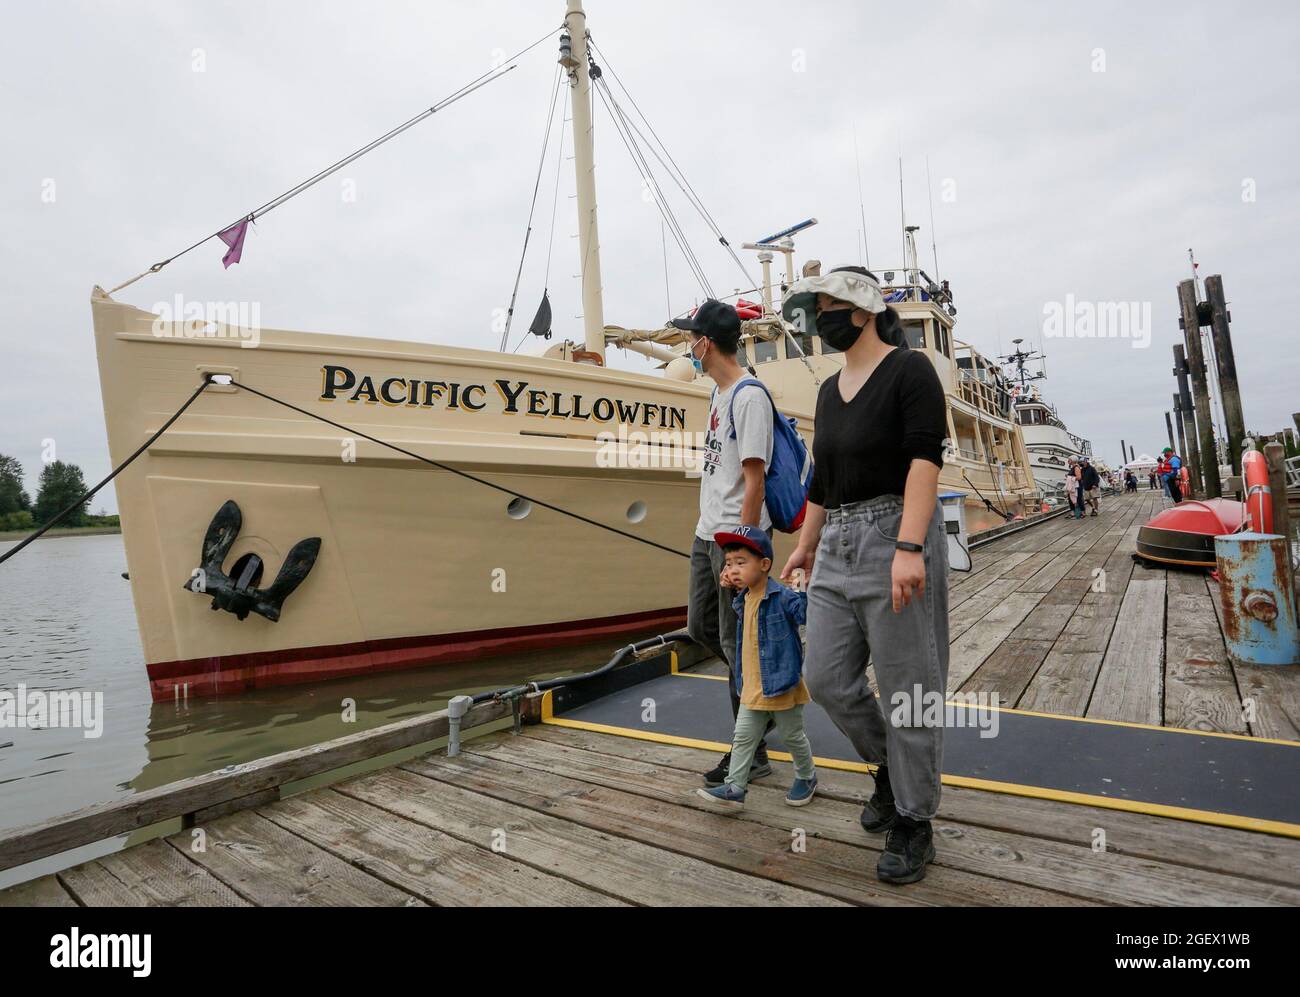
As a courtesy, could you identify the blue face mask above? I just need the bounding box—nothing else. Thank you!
[690,338,707,373]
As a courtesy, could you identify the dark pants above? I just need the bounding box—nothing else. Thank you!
[687,535,773,740]
[1168,478,1182,503]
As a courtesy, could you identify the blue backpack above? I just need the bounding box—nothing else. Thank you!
[727,378,814,533]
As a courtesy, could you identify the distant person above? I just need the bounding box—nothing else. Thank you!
[1080,458,1101,516]
[1064,459,1079,515]
[1160,447,1184,504]
[676,299,776,788]
[696,527,817,812]
[1064,466,1083,518]
[1148,470,1158,490]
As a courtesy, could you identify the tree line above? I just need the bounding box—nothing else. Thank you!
[0,455,119,532]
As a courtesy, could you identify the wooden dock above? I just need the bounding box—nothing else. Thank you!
[952,491,1299,737]
[3,720,1297,907]
[2,490,1298,906]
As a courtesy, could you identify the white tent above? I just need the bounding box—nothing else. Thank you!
[1123,453,1159,473]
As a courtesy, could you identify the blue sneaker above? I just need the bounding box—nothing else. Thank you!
[696,783,747,812]
[786,775,818,807]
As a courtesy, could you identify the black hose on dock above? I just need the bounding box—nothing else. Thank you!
[470,628,693,705]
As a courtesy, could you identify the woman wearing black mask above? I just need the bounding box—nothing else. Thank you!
[779,266,950,884]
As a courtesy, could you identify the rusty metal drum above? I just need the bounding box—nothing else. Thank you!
[1214,532,1300,666]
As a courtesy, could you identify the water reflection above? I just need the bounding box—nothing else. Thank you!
[0,533,659,848]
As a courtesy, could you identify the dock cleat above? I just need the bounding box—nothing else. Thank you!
[695,783,747,812]
[785,776,818,807]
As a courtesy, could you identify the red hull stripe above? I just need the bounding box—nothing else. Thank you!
[147,606,687,700]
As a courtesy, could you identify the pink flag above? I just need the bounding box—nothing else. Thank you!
[218,217,251,268]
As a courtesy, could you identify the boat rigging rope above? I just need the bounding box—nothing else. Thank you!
[0,379,214,566]
[106,24,564,296]
[501,65,566,351]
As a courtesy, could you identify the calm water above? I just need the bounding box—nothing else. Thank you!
[0,533,647,886]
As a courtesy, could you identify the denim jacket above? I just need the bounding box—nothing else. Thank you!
[730,577,807,698]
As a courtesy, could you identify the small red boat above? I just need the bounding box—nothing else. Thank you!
[1134,498,1248,568]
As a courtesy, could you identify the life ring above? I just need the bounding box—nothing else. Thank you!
[1242,449,1273,533]
[734,298,764,319]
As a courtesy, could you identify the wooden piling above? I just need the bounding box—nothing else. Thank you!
[1177,279,1220,498]
[1173,344,1200,496]
[1173,394,1188,463]
[1165,411,1176,452]
[1265,441,1291,544]
[1204,276,1247,477]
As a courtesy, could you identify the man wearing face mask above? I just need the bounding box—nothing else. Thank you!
[671,299,776,787]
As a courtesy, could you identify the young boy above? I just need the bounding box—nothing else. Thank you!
[696,525,817,810]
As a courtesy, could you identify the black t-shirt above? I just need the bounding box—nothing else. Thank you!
[808,348,947,509]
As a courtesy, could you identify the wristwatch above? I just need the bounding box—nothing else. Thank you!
[895,540,924,553]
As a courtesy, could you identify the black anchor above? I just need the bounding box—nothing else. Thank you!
[183,500,321,622]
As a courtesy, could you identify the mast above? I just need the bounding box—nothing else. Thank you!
[561,0,606,362]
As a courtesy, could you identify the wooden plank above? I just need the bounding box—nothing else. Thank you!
[959,638,1053,703]
[1088,574,1167,724]
[258,789,625,906]
[1016,649,1105,716]
[481,731,1294,905]
[1209,578,1300,741]
[407,753,930,906]
[168,809,425,906]
[524,724,1300,890]
[340,768,845,906]
[1164,571,1248,734]
[0,698,510,873]
[947,592,1044,691]
[408,749,1087,907]
[0,873,78,907]
[57,839,251,907]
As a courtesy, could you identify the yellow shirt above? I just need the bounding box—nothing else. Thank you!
[740,588,810,710]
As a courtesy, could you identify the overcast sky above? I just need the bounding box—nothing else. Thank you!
[1,0,1296,512]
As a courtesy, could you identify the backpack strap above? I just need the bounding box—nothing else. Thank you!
[727,378,773,440]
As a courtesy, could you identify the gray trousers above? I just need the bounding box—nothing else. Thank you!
[687,536,743,718]
[803,496,949,819]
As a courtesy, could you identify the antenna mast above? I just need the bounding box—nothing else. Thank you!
[560,0,606,362]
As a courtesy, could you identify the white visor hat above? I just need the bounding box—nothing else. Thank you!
[781,269,887,333]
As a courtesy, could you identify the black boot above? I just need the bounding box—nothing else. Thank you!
[876,815,936,884]
[859,765,897,833]
[703,752,731,787]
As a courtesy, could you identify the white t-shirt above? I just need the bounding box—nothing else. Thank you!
[695,378,774,540]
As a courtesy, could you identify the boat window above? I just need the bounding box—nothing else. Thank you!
[903,320,926,349]
[752,338,778,364]
[790,327,815,360]
[937,326,950,357]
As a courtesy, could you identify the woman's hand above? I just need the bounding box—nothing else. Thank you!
[891,549,926,612]
[781,545,815,585]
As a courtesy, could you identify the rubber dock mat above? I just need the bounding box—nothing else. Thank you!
[542,669,1300,837]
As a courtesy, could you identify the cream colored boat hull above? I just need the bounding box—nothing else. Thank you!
[91,290,740,699]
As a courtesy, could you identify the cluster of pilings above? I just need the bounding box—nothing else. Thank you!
[1163,273,1245,499]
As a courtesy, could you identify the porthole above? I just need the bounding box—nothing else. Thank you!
[507,497,532,520]
[626,500,647,524]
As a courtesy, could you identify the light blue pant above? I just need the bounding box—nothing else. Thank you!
[727,704,815,789]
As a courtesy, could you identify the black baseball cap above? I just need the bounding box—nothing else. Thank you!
[670,299,741,341]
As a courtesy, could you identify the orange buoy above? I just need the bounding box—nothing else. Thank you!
[1242,449,1273,533]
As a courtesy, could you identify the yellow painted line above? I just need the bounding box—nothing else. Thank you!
[541,715,1300,840]
[673,671,729,681]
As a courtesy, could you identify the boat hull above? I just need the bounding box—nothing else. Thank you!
[90,289,744,700]
[1134,498,1246,568]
